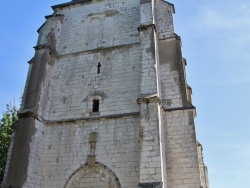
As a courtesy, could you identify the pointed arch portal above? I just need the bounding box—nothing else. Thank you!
[64,162,122,188]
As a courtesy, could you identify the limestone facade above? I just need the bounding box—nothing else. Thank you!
[3,0,208,188]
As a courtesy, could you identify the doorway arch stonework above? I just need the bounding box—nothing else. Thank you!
[64,162,122,188]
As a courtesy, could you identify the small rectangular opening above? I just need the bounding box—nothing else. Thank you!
[92,99,99,112]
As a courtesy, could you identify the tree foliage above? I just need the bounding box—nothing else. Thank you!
[0,104,18,183]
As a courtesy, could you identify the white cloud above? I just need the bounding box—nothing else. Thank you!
[197,1,250,32]
[192,2,250,85]
[198,7,232,30]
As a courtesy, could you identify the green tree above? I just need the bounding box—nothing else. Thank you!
[0,104,18,183]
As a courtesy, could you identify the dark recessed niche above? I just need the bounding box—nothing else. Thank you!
[92,99,99,112]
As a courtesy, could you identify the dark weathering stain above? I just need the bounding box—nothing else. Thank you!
[158,38,189,107]
[140,0,151,4]
[5,118,37,187]
[23,32,56,112]
[139,182,162,188]
[5,31,56,187]
[24,51,49,110]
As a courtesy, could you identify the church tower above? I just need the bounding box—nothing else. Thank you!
[3,0,208,187]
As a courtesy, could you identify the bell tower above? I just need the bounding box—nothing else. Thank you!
[3,0,208,188]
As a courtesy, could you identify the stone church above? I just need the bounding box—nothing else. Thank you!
[3,0,208,187]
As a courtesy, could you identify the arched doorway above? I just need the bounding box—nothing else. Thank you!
[64,162,122,188]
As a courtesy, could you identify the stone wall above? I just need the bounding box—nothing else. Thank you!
[48,45,141,120]
[40,116,140,188]
[163,110,201,187]
[55,0,140,55]
[197,142,209,188]
[155,0,175,39]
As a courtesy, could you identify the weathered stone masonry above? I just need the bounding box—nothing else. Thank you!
[3,0,208,188]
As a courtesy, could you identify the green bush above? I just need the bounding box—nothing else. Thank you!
[0,104,18,183]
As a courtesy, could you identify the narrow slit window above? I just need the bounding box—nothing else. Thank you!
[92,99,99,112]
[97,62,101,74]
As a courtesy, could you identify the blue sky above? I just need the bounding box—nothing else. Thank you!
[0,0,249,187]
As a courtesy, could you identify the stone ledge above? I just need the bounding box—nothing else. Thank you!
[47,112,140,125]
[138,182,162,188]
[45,14,64,19]
[164,106,195,111]
[33,44,57,57]
[137,95,196,113]
[89,112,100,116]
[33,44,50,51]
[57,42,140,59]
[138,23,157,32]
[137,95,160,105]
[18,111,38,119]
[158,33,180,41]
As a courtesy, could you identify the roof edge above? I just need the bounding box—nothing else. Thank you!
[52,0,91,10]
